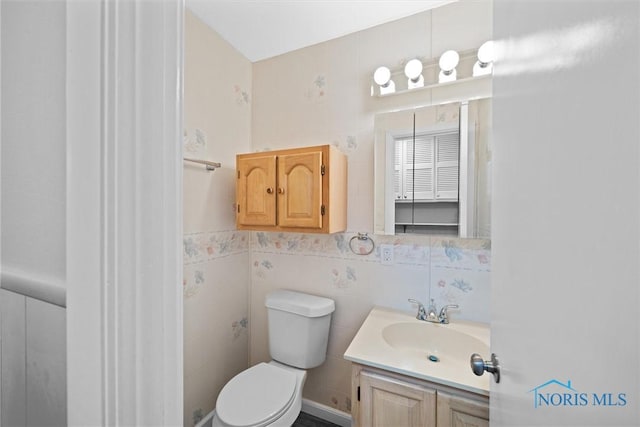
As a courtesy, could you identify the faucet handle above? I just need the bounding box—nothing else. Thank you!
[408,299,428,321]
[438,304,459,324]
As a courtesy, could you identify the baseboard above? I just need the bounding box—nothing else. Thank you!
[194,409,215,427]
[302,399,352,427]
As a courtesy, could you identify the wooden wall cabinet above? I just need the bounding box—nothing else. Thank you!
[236,145,347,233]
[351,364,488,427]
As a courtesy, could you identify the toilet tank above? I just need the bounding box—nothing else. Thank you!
[265,290,335,369]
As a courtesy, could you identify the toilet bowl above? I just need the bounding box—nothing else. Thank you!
[212,361,306,427]
[212,290,335,427]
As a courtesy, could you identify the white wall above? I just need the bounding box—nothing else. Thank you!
[1,0,66,284]
[1,0,67,425]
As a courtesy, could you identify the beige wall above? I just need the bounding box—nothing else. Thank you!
[250,0,492,413]
[183,10,252,427]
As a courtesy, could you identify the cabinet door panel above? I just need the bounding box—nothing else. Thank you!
[437,391,489,427]
[237,155,276,226]
[360,371,436,427]
[277,151,322,229]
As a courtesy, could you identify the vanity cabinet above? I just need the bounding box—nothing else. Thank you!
[359,370,437,427]
[352,364,489,427]
[437,391,489,427]
[236,145,347,233]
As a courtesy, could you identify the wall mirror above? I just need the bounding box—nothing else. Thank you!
[373,98,492,238]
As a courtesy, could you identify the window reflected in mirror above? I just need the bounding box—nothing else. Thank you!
[394,119,460,234]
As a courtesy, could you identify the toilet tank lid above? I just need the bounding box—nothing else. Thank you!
[265,290,335,317]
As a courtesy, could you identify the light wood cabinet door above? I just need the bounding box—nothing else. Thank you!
[437,391,489,427]
[277,151,323,229]
[360,371,437,427]
[236,155,277,226]
[236,145,346,233]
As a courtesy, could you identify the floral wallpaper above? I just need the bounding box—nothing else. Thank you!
[184,10,253,427]
[184,230,249,267]
[234,84,250,106]
[332,135,358,155]
[183,127,207,156]
[183,230,250,299]
[250,232,490,313]
[182,230,250,426]
[305,74,327,103]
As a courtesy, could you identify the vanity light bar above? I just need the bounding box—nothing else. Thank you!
[371,43,493,97]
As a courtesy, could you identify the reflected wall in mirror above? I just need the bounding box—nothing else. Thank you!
[374,99,491,238]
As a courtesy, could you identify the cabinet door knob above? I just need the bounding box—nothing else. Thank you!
[266,187,274,194]
[278,187,285,194]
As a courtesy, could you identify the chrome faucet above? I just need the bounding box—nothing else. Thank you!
[438,304,459,324]
[407,298,429,321]
[408,298,458,324]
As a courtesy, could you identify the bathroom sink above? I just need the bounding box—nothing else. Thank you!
[344,307,490,395]
[382,321,488,363]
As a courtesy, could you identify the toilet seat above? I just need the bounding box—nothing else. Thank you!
[216,363,297,427]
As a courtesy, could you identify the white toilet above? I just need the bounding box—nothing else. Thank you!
[212,289,335,427]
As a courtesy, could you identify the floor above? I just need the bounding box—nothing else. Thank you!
[292,412,342,427]
[198,410,341,427]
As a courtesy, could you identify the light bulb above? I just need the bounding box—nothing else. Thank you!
[473,61,493,76]
[473,41,495,77]
[373,66,391,87]
[373,66,395,95]
[404,59,424,89]
[439,50,460,74]
[477,40,494,66]
[404,59,423,82]
[438,68,457,83]
[438,50,459,83]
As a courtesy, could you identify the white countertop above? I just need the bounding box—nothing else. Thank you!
[344,306,490,396]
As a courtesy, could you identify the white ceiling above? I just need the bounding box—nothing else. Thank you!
[186,0,457,62]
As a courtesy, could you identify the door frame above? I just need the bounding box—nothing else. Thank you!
[66,1,183,424]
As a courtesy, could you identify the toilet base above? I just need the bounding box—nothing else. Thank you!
[212,361,307,427]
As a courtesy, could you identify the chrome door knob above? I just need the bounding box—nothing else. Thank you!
[470,353,501,383]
